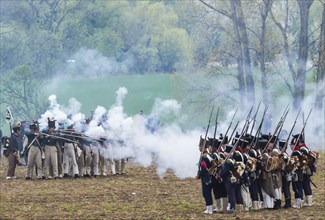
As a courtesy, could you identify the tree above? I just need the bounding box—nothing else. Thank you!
[199,0,256,108]
[0,65,47,121]
[270,0,314,108]
[315,1,325,110]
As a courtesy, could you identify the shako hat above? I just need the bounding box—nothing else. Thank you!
[48,118,56,128]
[29,120,39,130]
[257,139,268,149]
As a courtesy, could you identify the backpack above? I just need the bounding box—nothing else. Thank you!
[1,136,10,157]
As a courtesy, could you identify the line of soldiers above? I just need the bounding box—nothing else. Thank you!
[3,119,127,180]
[197,132,319,214]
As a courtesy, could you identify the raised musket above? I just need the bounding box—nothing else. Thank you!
[217,108,238,152]
[239,106,253,135]
[197,106,214,172]
[272,107,292,149]
[227,120,240,144]
[224,128,246,162]
[249,101,261,136]
[250,104,269,147]
[280,108,302,154]
[262,106,290,154]
[291,109,312,150]
[211,107,219,152]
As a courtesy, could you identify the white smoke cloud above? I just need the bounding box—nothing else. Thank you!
[39,87,202,179]
[39,83,324,180]
[59,48,134,78]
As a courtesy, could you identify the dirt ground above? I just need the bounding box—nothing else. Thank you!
[0,153,324,220]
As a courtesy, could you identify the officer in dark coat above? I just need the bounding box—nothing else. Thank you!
[6,124,20,179]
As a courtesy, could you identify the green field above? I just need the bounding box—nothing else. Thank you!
[1,73,214,135]
[45,74,182,117]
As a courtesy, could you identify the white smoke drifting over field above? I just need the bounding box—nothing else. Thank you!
[39,86,324,179]
[39,87,201,179]
[60,48,133,77]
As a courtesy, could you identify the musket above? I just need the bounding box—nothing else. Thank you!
[197,106,214,171]
[249,101,261,136]
[262,106,290,154]
[55,131,103,142]
[251,104,269,147]
[273,107,292,148]
[227,120,239,144]
[223,127,246,162]
[302,112,305,141]
[211,107,219,151]
[217,108,238,152]
[310,178,318,188]
[292,109,312,150]
[39,132,80,144]
[280,108,302,154]
[240,106,253,135]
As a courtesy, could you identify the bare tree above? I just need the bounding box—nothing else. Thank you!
[199,0,256,108]
[270,0,314,108]
[0,65,47,121]
[315,1,325,110]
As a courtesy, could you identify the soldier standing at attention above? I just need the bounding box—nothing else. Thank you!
[6,124,20,179]
[197,140,214,215]
[42,119,59,179]
[25,121,44,180]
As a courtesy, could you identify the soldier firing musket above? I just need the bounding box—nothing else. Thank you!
[58,129,104,142]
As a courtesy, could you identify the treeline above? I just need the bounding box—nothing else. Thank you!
[0,0,324,121]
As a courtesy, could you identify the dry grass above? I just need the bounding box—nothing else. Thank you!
[0,153,324,220]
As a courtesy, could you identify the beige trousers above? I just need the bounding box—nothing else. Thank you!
[44,145,58,178]
[27,146,43,178]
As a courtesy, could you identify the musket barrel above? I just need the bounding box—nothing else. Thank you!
[281,108,302,153]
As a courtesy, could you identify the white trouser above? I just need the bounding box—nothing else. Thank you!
[78,147,92,176]
[241,185,252,210]
[27,145,43,178]
[44,145,58,178]
[91,145,99,176]
[274,188,282,200]
[63,143,79,175]
[261,188,274,208]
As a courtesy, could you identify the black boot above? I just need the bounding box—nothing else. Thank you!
[278,200,282,209]
[273,200,279,210]
[284,198,291,208]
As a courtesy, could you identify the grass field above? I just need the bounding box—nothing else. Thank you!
[0,153,324,219]
[45,74,182,117]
